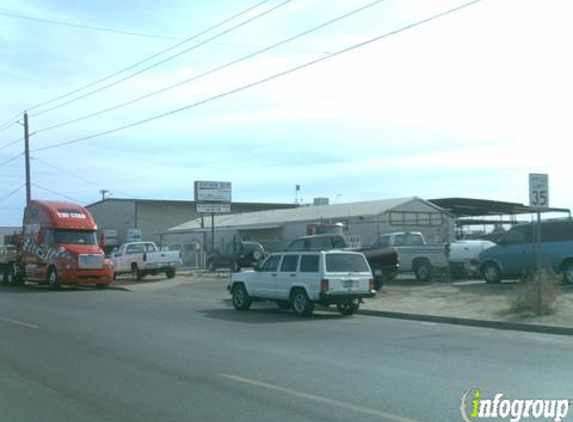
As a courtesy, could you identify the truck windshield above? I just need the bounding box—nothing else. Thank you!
[325,253,370,273]
[54,230,97,245]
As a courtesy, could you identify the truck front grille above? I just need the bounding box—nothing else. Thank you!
[79,254,104,269]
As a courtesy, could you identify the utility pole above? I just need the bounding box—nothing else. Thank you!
[23,112,31,205]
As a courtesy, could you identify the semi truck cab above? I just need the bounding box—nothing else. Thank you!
[19,200,114,289]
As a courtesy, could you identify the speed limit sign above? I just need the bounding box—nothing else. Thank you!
[529,173,549,209]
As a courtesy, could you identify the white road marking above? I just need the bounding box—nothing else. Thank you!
[218,373,424,422]
[0,316,39,329]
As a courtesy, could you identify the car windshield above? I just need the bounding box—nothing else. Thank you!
[54,230,97,245]
[325,253,369,272]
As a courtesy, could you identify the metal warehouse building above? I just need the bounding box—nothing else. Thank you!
[86,198,297,248]
[161,197,455,267]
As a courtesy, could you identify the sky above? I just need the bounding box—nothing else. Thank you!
[1,0,572,226]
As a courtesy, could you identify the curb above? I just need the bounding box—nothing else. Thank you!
[359,309,573,336]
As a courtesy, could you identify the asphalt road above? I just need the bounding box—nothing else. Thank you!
[1,278,572,422]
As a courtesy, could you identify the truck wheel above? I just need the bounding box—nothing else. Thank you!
[291,289,314,317]
[131,264,143,281]
[165,268,176,279]
[2,264,10,285]
[232,284,252,310]
[47,268,61,291]
[414,261,433,282]
[8,263,24,286]
[337,300,360,316]
[482,262,502,284]
[230,261,240,273]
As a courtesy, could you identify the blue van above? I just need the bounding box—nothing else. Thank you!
[478,219,573,284]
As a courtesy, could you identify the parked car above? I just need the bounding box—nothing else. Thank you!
[448,240,496,279]
[371,232,448,282]
[207,241,266,272]
[478,219,573,284]
[229,250,376,316]
[285,234,398,290]
[110,241,181,280]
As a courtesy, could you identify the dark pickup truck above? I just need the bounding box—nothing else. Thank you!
[285,234,399,290]
[207,241,267,272]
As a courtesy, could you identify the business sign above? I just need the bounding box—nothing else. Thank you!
[529,173,549,209]
[197,203,231,213]
[127,228,142,242]
[194,181,232,203]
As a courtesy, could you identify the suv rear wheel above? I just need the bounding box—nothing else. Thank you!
[337,299,360,316]
[291,289,314,317]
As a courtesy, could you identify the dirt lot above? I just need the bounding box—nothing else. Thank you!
[363,276,573,327]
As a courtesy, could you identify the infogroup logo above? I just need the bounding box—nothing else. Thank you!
[460,388,571,422]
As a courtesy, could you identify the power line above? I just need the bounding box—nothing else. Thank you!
[0,9,182,40]
[35,0,389,134]
[32,0,488,153]
[32,156,135,199]
[32,183,82,203]
[0,184,25,203]
[0,113,21,133]
[0,137,23,151]
[0,152,23,166]
[24,0,276,116]
[30,0,294,118]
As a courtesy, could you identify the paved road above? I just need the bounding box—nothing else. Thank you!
[1,279,572,422]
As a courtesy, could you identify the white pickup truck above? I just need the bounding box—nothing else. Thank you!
[110,241,181,280]
[371,232,448,282]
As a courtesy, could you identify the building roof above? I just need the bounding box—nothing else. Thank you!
[429,197,571,217]
[86,198,296,208]
[166,197,439,233]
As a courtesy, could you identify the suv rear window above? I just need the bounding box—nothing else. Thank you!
[300,255,319,272]
[325,253,369,273]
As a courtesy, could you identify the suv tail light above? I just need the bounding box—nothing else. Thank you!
[320,279,329,292]
[369,278,375,291]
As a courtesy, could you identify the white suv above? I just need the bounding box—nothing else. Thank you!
[229,250,375,316]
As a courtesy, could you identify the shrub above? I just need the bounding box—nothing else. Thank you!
[510,269,557,316]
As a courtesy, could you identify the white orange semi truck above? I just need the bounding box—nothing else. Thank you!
[4,200,114,289]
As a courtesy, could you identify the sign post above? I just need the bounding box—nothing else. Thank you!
[529,173,549,312]
[194,181,232,254]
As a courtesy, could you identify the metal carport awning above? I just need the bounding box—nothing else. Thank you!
[429,197,571,218]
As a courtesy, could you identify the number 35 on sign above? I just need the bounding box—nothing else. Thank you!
[529,173,549,209]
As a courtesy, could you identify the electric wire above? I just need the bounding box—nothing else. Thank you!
[31,156,135,199]
[0,113,21,133]
[0,137,23,151]
[31,0,294,118]
[0,152,24,166]
[0,184,25,203]
[36,0,390,135]
[0,10,182,41]
[32,183,82,203]
[32,0,488,153]
[25,0,277,115]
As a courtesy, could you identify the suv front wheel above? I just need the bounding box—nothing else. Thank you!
[291,289,314,317]
[232,284,252,311]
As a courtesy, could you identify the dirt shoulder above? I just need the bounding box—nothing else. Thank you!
[363,277,573,328]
